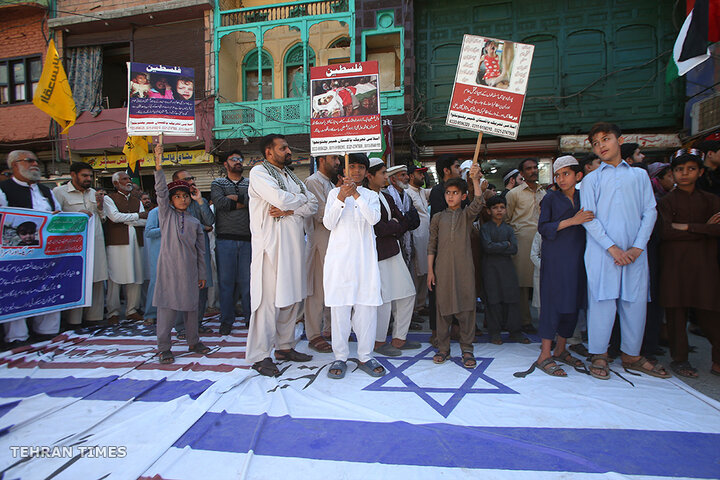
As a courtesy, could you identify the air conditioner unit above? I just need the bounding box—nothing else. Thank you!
[691,93,720,135]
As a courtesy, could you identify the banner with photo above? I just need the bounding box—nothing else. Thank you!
[0,208,94,323]
[446,35,534,140]
[310,61,382,155]
[126,63,196,136]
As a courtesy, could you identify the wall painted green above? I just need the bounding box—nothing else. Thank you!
[414,0,685,142]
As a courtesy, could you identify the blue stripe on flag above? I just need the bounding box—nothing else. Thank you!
[0,376,213,402]
[173,412,720,478]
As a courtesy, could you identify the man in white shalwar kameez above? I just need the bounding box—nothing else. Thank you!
[368,160,421,357]
[406,164,431,315]
[246,134,318,377]
[303,154,340,353]
[324,154,385,379]
[104,171,147,323]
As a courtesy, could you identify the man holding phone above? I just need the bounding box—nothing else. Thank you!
[211,150,252,335]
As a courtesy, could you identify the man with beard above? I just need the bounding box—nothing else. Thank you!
[211,150,252,335]
[104,171,148,324]
[505,158,546,333]
[140,192,155,211]
[172,169,214,336]
[0,151,61,346]
[53,162,108,327]
[246,135,317,376]
[406,164,431,318]
[385,165,416,267]
[303,154,341,353]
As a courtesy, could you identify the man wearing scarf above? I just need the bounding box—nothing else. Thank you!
[245,134,318,377]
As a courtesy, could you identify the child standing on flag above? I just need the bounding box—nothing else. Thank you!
[151,142,210,364]
[323,153,385,379]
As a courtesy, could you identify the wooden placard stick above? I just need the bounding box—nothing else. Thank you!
[472,132,483,165]
[345,152,349,180]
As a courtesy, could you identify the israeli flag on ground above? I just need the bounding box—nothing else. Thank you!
[1,320,719,479]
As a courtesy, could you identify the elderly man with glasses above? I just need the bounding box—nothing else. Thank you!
[0,150,61,347]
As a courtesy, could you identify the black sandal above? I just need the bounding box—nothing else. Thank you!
[433,351,450,364]
[189,342,211,355]
[274,349,313,362]
[252,357,281,377]
[461,351,477,369]
[159,350,174,364]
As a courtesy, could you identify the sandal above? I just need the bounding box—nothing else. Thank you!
[508,333,531,344]
[198,325,213,334]
[357,358,386,377]
[553,350,584,368]
[308,336,333,353]
[274,349,313,362]
[490,334,503,345]
[622,356,671,379]
[670,361,698,378]
[589,354,610,380]
[177,332,186,340]
[159,350,174,364]
[461,351,477,369]
[536,357,567,377]
[433,351,450,364]
[327,360,347,379]
[252,357,281,377]
[189,342,211,355]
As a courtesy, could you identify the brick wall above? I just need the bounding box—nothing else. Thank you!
[55,0,168,18]
[0,7,52,142]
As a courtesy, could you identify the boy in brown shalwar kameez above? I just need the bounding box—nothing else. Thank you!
[152,143,211,364]
[659,149,720,378]
[427,164,486,368]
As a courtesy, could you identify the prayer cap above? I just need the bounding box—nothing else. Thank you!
[503,169,519,184]
[553,155,579,174]
[369,157,384,169]
[168,180,191,195]
[459,160,473,180]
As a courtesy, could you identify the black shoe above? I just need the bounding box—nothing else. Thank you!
[3,339,31,351]
[220,324,232,336]
[521,324,538,334]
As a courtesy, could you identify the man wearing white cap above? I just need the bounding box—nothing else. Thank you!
[367,158,421,357]
[407,164,431,316]
[500,169,522,199]
[385,164,414,267]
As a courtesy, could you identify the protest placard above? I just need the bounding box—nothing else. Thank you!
[446,35,534,140]
[0,208,94,323]
[310,61,382,155]
[126,63,196,136]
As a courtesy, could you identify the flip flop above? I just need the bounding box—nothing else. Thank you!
[327,360,347,379]
[357,358,386,377]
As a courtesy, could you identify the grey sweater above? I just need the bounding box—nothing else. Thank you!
[210,176,251,240]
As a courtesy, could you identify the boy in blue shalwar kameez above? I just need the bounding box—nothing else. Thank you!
[581,123,670,380]
[534,156,593,376]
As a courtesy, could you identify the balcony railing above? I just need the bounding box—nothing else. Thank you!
[216,97,310,138]
[219,0,349,27]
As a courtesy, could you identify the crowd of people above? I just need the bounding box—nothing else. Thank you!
[1,122,719,381]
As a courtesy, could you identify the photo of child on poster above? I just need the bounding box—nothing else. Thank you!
[1,215,44,247]
[475,39,514,90]
[311,75,379,118]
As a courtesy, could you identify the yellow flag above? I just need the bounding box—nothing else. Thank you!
[32,39,76,134]
[122,136,152,172]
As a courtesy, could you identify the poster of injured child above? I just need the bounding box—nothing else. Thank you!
[310,61,382,154]
[446,34,534,140]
